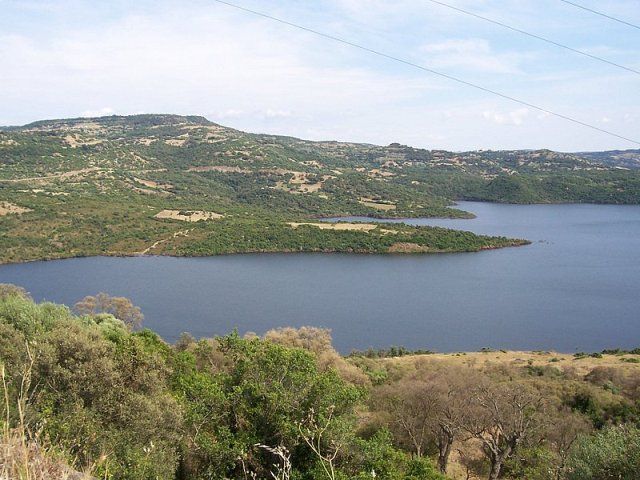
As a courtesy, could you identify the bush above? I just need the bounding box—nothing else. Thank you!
[564,425,640,480]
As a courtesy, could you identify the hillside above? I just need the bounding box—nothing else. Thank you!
[576,149,640,170]
[1,114,639,263]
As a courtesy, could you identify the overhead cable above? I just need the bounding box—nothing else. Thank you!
[558,0,640,31]
[212,0,640,146]
[424,0,640,76]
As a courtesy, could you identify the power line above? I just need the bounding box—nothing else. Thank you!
[424,0,640,76]
[211,0,640,146]
[558,0,640,31]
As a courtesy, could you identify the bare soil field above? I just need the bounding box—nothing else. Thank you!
[154,210,224,222]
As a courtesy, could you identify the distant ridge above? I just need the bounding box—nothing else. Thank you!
[0,113,638,264]
[2,114,639,167]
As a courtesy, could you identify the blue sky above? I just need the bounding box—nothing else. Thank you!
[1,0,638,151]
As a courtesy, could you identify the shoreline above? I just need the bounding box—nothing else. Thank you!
[0,237,531,267]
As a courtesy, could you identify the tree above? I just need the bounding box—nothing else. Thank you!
[0,283,31,301]
[374,379,438,459]
[75,292,143,329]
[174,332,364,479]
[264,326,369,385]
[460,381,545,480]
[546,409,592,480]
[374,366,476,474]
[564,424,640,480]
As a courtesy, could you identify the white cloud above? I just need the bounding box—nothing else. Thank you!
[263,109,293,119]
[420,38,521,73]
[0,6,440,126]
[213,109,246,120]
[0,0,636,151]
[81,107,115,117]
[482,108,530,126]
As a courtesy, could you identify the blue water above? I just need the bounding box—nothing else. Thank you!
[1,202,639,353]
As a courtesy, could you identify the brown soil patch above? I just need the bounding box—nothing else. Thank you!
[154,210,224,222]
[68,121,102,131]
[299,183,324,193]
[0,202,31,216]
[133,178,173,189]
[368,168,395,178]
[63,135,103,148]
[388,242,429,253]
[188,166,252,173]
[288,222,378,232]
[164,138,187,146]
[359,198,397,211]
[1,167,102,184]
[289,172,308,184]
[301,160,324,168]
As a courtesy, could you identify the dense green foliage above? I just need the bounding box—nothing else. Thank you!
[1,114,637,264]
[0,292,449,479]
[565,425,640,480]
[2,291,640,479]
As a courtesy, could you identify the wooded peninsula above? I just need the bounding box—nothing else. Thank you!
[2,114,639,264]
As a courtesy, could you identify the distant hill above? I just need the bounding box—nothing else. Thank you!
[1,114,638,263]
[577,149,640,170]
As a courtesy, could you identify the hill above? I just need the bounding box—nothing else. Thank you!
[2,114,639,263]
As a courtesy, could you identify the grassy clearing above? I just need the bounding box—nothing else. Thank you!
[0,202,31,216]
[288,221,380,232]
[154,210,224,222]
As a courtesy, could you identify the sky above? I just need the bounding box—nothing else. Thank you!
[0,0,638,151]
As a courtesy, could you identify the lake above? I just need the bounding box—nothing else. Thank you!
[1,202,639,353]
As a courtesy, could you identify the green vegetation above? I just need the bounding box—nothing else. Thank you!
[3,114,639,264]
[2,289,640,479]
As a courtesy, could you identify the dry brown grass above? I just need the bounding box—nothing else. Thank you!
[383,350,640,378]
[288,222,379,232]
[0,203,31,216]
[358,197,396,211]
[187,166,252,173]
[164,138,187,146]
[367,169,395,178]
[133,178,173,190]
[387,242,430,253]
[0,168,101,185]
[154,210,223,222]
[0,428,95,480]
[62,135,103,148]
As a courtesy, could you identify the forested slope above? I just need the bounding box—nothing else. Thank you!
[2,114,638,263]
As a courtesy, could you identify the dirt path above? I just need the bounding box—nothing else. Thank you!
[139,229,192,255]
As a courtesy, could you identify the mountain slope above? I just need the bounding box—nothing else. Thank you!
[2,114,638,263]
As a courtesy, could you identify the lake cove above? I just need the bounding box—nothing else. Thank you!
[0,202,639,353]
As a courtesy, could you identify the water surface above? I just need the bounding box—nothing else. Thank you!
[1,202,638,353]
